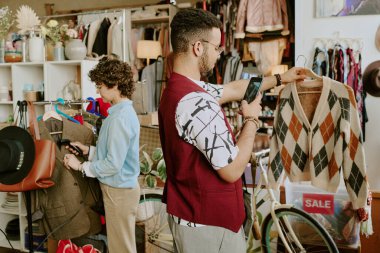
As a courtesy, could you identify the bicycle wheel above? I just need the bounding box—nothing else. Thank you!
[136,193,174,253]
[261,207,339,253]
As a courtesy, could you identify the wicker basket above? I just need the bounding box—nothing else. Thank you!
[139,125,161,155]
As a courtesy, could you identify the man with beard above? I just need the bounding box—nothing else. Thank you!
[158,8,306,253]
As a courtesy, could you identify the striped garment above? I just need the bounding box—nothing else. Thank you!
[268,77,368,210]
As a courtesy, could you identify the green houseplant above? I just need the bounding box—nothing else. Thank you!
[140,148,166,188]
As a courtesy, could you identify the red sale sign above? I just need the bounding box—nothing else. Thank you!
[303,193,334,215]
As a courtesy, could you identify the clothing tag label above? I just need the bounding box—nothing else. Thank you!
[303,193,334,214]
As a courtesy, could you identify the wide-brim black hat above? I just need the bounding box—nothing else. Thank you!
[363,60,380,97]
[0,126,35,185]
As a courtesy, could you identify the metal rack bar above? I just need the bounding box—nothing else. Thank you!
[41,8,125,19]
[32,99,93,105]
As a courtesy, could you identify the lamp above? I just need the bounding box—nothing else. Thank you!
[137,40,162,66]
[271,64,289,75]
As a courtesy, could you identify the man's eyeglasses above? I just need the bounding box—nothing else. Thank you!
[201,40,224,54]
[192,40,224,54]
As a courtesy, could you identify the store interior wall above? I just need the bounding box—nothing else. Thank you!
[295,0,380,190]
[0,0,195,16]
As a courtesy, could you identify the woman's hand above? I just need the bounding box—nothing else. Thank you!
[65,141,90,156]
[63,154,81,170]
[281,67,307,84]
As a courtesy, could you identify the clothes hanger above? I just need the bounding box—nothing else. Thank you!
[43,101,63,122]
[39,101,64,135]
[304,68,323,81]
[296,55,323,94]
[86,96,101,116]
[55,98,81,124]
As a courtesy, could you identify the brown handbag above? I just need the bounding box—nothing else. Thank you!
[0,102,56,192]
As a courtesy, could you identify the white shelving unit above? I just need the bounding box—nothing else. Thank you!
[0,60,98,252]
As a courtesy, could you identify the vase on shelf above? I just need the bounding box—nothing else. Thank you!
[65,39,86,60]
[54,42,65,61]
[28,30,44,62]
[0,38,5,63]
[46,41,54,61]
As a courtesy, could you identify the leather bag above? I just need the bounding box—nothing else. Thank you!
[0,101,56,192]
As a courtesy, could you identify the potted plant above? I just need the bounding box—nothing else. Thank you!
[41,19,65,61]
[140,148,166,188]
[0,6,14,63]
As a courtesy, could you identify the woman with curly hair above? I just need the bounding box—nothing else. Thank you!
[63,57,140,253]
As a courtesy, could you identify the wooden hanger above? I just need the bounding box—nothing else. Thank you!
[297,68,323,94]
[42,104,63,135]
[304,68,322,81]
[43,103,63,122]
[43,113,63,135]
[294,55,323,94]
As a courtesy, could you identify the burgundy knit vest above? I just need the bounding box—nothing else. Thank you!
[158,72,245,232]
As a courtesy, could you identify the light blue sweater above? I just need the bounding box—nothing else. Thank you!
[89,100,140,188]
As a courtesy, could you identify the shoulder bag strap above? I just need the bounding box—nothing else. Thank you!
[27,101,41,140]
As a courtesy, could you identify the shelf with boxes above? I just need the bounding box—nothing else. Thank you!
[0,60,98,252]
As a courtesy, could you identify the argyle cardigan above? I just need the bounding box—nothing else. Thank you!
[268,77,368,210]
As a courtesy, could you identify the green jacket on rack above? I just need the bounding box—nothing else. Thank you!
[29,117,102,240]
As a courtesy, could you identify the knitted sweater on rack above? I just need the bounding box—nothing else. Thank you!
[268,77,368,210]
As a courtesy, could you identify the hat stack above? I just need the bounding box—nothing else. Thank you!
[0,126,35,185]
[5,218,20,241]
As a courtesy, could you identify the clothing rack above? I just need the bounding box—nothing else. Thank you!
[40,8,126,19]
[32,99,95,106]
[41,9,129,61]
[313,36,363,51]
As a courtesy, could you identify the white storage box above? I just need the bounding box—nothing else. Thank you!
[285,181,360,248]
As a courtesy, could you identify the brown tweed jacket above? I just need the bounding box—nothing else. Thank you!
[30,118,102,240]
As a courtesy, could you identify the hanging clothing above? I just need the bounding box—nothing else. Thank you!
[311,45,367,139]
[140,59,164,112]
[86,19,102,56]
[312,47,329,77]
[346,48,367,139]
[248,38,287,76]
[31,118,102,240]
[92,18,111,57]
[223,56,242,84]
[268,77,368,210]
[235,0,288,38]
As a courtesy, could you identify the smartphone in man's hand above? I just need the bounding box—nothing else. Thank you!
[243,77,263,103]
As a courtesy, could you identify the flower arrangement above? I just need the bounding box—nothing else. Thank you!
[0,6,14,40]
[41,19,80,45]
[15,5,40,35]
[65,28,78,40]
[140,148,166,188]
[41,19,64,44]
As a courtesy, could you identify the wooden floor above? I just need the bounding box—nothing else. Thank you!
[0,247,21,253]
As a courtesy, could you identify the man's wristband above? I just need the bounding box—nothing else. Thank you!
[243,117,260,129]
[274,74,282,86]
